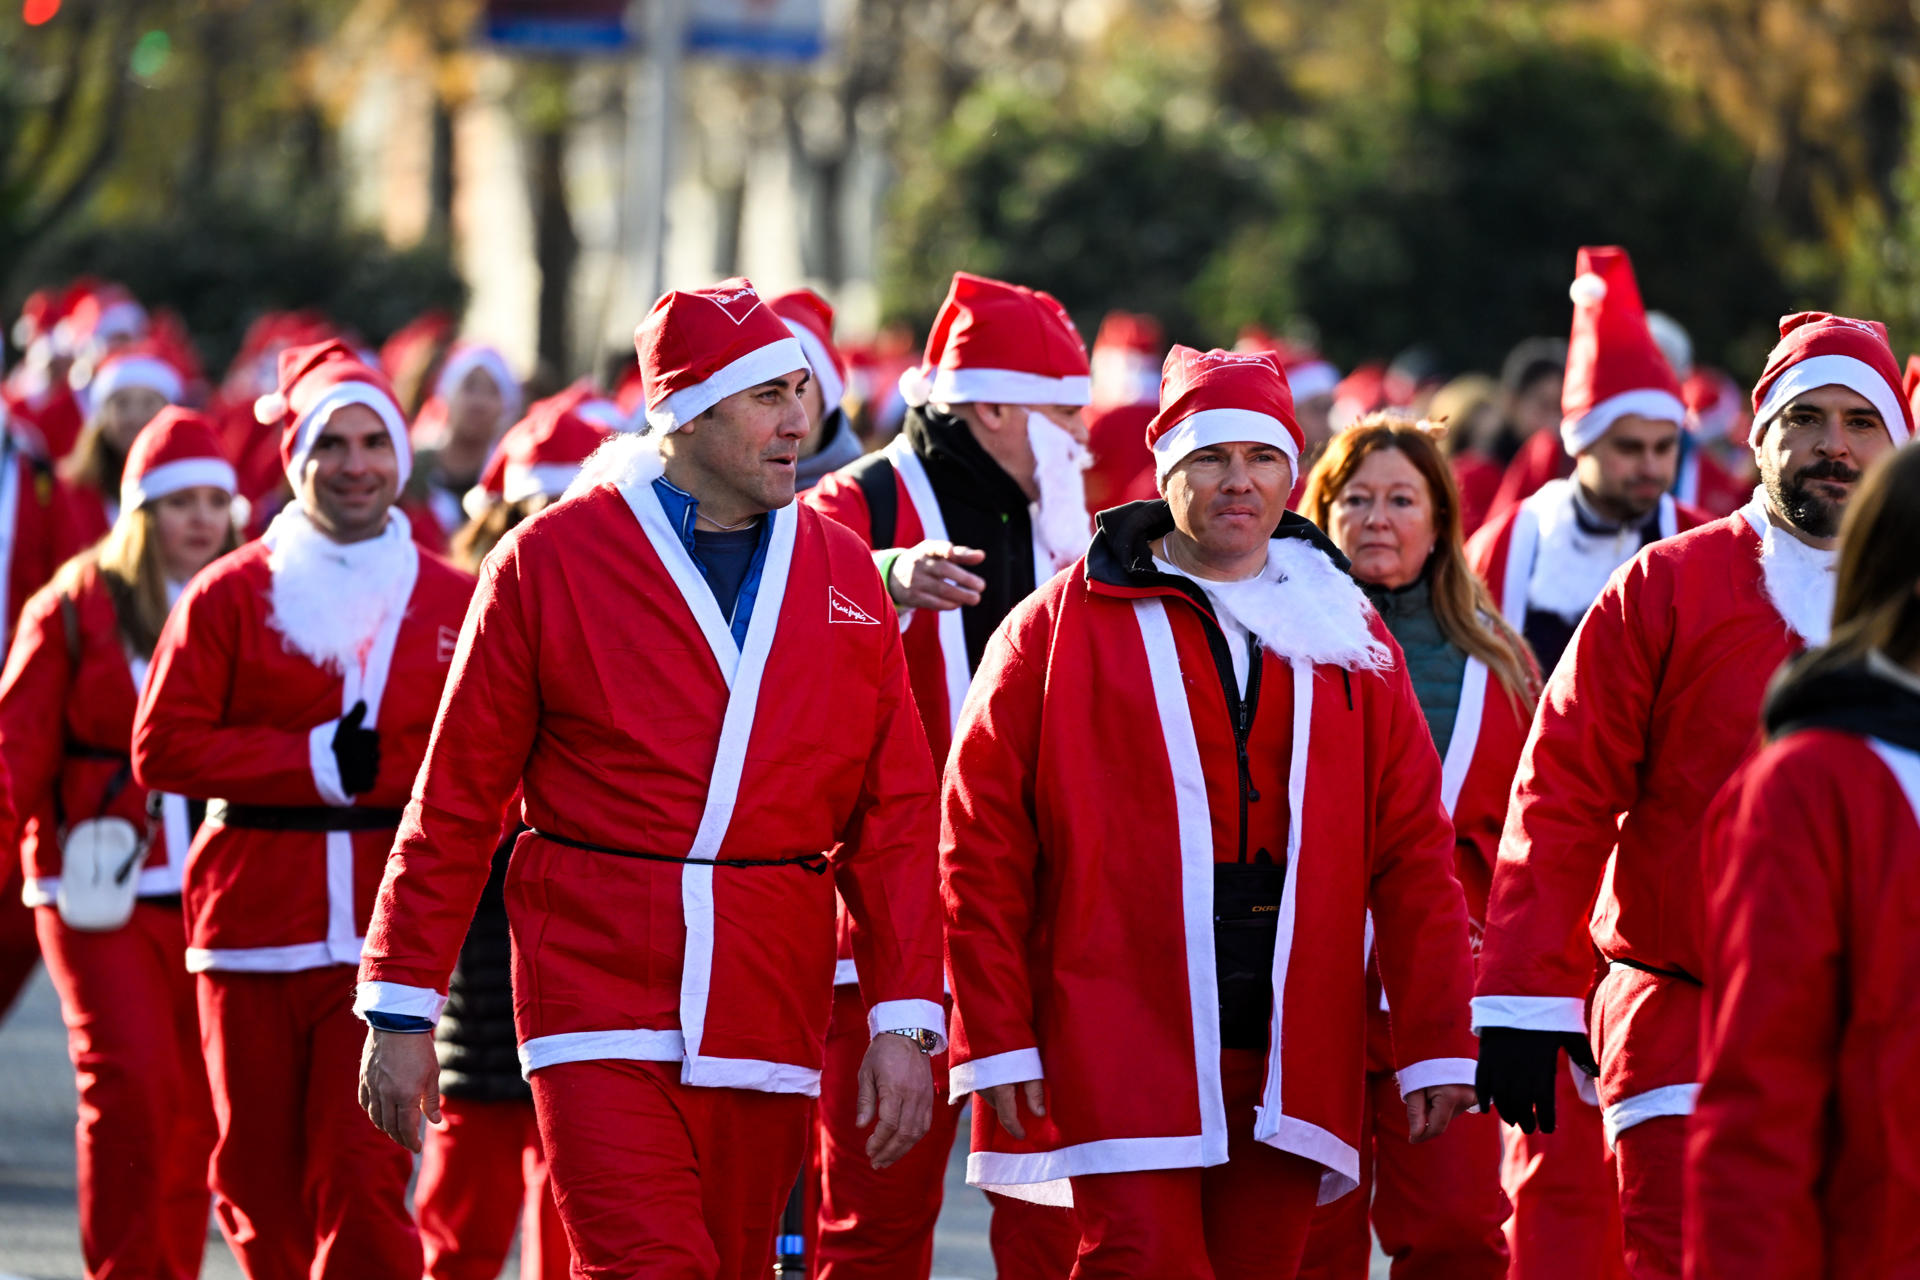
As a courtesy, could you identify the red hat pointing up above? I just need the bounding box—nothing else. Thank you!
[1751,312,1911,449]
[120,407,236,512]
[633,278,804,433]
[1145,345,1301,483]
[1560,246,1685,455]
[255,340,412,486]
[900,273,1090,409]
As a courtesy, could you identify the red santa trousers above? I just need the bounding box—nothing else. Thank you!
[417,1096,570,1280]
[814,984,1079,1280]
[1502,1070,1627,1280]
[1295,1068,1509,1279]
[0,863,40,1021]
[1612,1116,1683,1280]
[196,965,420,1280]
[530,1057,811,1280]
[1066,1050,1324,1280]
[36,901,215,1280]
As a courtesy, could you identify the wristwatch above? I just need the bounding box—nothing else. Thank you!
[878,1027,939,1055]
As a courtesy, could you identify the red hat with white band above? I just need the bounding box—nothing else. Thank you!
[1145,345,1302,483]
[633,278,805,433]
[255,340,412,486]
[464,395,612,518]
[1091,311,1165,408]
[899,272,1090,409]
[1751,312,1912,449]
[1560,246,1686,455]
[768,288,848,412]
[77,340,186,406]
[120,408,236,512]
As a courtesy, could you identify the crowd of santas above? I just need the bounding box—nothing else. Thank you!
[0,250,1913,1280]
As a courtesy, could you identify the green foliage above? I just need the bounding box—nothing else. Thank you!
[15,202,466,374]
[881,78,1275,340]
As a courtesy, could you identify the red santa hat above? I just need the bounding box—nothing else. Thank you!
[1091,311,1165,408]
[432,342,523,420]
[1276,340,1340,404]
[464,395,611,518]
[1560,246,1685,455]
[119,407,237,512]
[1904,354,1920,430]
[75,339,185,406]
[59,283,148,357]
[768,288,848,412]
[633,278,805,433]
[1146,345,1302,483]
[1683,367,1751,443]
[899,272,1091,409]
[1746,312,1912,449]
[255,340,412,486]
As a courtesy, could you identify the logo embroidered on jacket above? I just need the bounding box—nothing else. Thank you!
[438,626,459,662]
[828,586,880,625]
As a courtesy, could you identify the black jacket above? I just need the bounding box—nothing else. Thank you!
[434,836,527,1102]
[1763,650,1920,753]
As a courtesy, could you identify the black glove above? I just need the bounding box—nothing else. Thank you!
[1474,1027,1599,1134]
[331,700,381,797]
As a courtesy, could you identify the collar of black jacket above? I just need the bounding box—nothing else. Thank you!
[1087,498,1354,596]
[902,403,1032,515]
[1763,649,1920,755]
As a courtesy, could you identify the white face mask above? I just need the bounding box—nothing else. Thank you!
[1026,411,1092,569]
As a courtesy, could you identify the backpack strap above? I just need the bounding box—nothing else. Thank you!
[845,450,899,549]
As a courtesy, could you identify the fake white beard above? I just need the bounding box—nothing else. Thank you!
[1743,488,1837,646]
[1199,537,1394,672]
[264,506,415,676]
[1524,480,1650,623]
[566,431,666,501]
[1028,414,1093,571]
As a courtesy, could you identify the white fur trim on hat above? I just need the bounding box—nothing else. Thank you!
[1152,407,1300,482]
[435,345,523,418]
[646,336,806,433]
[782,320,846,411]
[926,366,1092,409]
[122,457,237,512]
[1560,387,1686,456]
[284,382,413,488]
[1287,361,1340,403]
[85,355,182,406]
[1752,352,1909,449]
[503,461,585,505]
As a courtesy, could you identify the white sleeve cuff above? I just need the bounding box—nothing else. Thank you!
[1470,995,1589,1035]
[353,980,448,1024]
[896,606,916,631]
[948,1046,1043,1099]
[867,998,947,1054]
[1397,1057,1478,1098]
[309,720,350,807]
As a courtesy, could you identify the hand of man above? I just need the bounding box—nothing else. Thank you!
[359,1027,441,1153]
[332,699,382,795]
[1474,1027,1598,1134]
[976,1078,1047,1141]
[884,541,987,612]
[1406,1083,1478,1144]
[856,1033,935,1170]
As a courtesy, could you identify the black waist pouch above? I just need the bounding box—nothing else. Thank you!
[1215,859,1286,1051]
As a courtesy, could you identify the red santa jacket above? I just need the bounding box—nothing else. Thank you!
[357,450,945,1094]
[1483,428,1570,526]
[1690,658,1920,1279]
[0,422,91,637]
[2,561,193,901]
[1082,400,1155,514]
[1673,446,1750,519]
[943,503,1477,1208]
[1473,504,1814,1143]
[132,522,472,972]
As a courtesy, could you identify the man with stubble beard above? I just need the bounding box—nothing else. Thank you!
[1471,310,1910,1280]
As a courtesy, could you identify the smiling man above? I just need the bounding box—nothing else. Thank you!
[1471,309,1911,1280]
[942,345,1478,1277]
[131,340,474,1279]
[352,279,945,1280]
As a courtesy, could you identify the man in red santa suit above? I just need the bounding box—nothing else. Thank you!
[1472,308,1911,1280]
[944,344,1479,1277]
[131,339,473,1280]
[801,270,1093,1280]
[1081,310,1163,511]
[1688,442,1920,1280]
[354,278,947,1280]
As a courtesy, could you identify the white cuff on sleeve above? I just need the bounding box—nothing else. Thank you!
[947,1047,1043,1099]
[867,998,947,1054]
[1397,1057,1479,1098]
[1470,995,1589,1035]
[353,980,448,1024]
[309,720,349,807]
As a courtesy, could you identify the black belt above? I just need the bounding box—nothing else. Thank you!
[531,827,829,875]
[65,742,130,763]
[207,800,405,832]
[1608,955,1702,987]
[137,893,183,911]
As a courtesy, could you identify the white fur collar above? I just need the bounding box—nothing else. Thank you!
[567,431,666,501]
[1738,487,1836,646]
[263,506,417,675]
[1523,478,1654,622]
[1029,414,1093,571]
[1181,537,1393,672]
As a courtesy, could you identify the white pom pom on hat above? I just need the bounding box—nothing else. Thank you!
[254,391,287,425]
[1569,273,1608,306]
